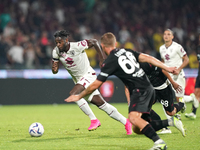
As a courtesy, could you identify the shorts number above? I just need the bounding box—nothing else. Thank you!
[161,100,169,107]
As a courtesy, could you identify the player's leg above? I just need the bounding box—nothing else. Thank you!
[185,87,200,119]
[70,84,99,130]
[130,85,167,149]
[148,110,186,137]
[129,111,167,150]
[90,93,132,135]
[163,85,184,116]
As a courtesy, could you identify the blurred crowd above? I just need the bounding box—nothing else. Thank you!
[0,0,200,69]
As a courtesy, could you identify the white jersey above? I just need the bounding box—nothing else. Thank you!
[159,41,186,97]
[52,40,95,83]
[159,41,186,76]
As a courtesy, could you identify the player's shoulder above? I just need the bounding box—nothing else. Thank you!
[159,44,166,52]
[70,40,88,49]
[172,41,182,48]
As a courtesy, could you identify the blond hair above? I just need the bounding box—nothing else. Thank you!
[101,32,116,47]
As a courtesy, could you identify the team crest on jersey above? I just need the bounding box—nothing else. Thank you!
[69,50,75,56]
[81,41,87,46]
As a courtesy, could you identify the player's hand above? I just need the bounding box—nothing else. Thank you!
[166,67,176,73]
[172,82,183,93]
[173,68,180,75]
[64,95,80,102]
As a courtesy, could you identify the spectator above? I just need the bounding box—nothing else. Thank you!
[7,41,25,69]
[189,50,199,69]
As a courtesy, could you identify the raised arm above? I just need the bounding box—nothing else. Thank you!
[87,39,107,67]
[138,53,175,73]
[52,61,59,74]
[65,79,103,102]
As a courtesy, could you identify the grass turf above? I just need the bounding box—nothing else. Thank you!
[0,102,200,150]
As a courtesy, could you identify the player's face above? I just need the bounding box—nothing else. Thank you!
[55,37,67,51]
[163,30,174,42]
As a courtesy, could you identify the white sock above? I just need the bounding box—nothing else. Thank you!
[184,95,193,103]
[155,139,164,144]
[75,98,97,120]
[168,117,173,126]
[162,106,171,120]
[99,102,127,125]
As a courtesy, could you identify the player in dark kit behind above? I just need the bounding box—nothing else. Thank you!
[139,62,185,117]
[65,32,186,150]
[138,62,186,135]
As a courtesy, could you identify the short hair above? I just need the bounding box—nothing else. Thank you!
[101,32,116,47]
[54,30,70,39]
[164,29,174,35]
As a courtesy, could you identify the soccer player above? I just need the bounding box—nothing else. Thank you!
[65,32,186,150]
[52,30,132,134]
[159,29,196,133]
[139,62,185,116]
[185,34,200,119]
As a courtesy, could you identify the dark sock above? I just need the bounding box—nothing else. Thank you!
[192,104,197,114]
[141,124,160,142]
[174,102,184,113]
[150,109,161,121]
[149,120,169,131]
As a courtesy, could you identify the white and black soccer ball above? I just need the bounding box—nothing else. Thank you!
[29,122,44,137]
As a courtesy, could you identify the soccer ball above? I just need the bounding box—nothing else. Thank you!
[29,122,44,137]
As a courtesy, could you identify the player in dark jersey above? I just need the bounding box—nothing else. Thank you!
[65,32,186,150]
[185,34,200,119]
[139,62,184,116]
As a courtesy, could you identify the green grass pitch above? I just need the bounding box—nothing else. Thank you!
[0,102,200,150]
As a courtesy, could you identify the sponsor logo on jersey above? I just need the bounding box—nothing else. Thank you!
[69,50,75,56]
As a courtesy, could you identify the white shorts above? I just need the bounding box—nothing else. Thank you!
[76,72,100,102]
[170,72,185,97]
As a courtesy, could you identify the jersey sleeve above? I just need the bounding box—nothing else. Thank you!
[177,44,187,57]
[76,40,89,52]
[97,55,116,82]
[52,47,59,62]
[159,46,164,60]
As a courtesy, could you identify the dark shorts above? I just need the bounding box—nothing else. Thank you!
[155,84,176,112]
[195,74,200,88]
[129,85,155,113]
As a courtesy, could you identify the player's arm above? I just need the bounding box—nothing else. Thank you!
[87,39,107,67]
[65,80,103,102]
[52,61,59,74]
[124,86,130,105]
[52,48,60,74]
[138,53,176,73]
[162,69,182,93]
[174,54,189,75]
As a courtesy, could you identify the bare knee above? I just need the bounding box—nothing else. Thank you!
[91,95,105,107]
[69,84,85,95]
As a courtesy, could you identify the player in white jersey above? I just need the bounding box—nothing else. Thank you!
[159,29,196,134]
[52,30,132,134]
